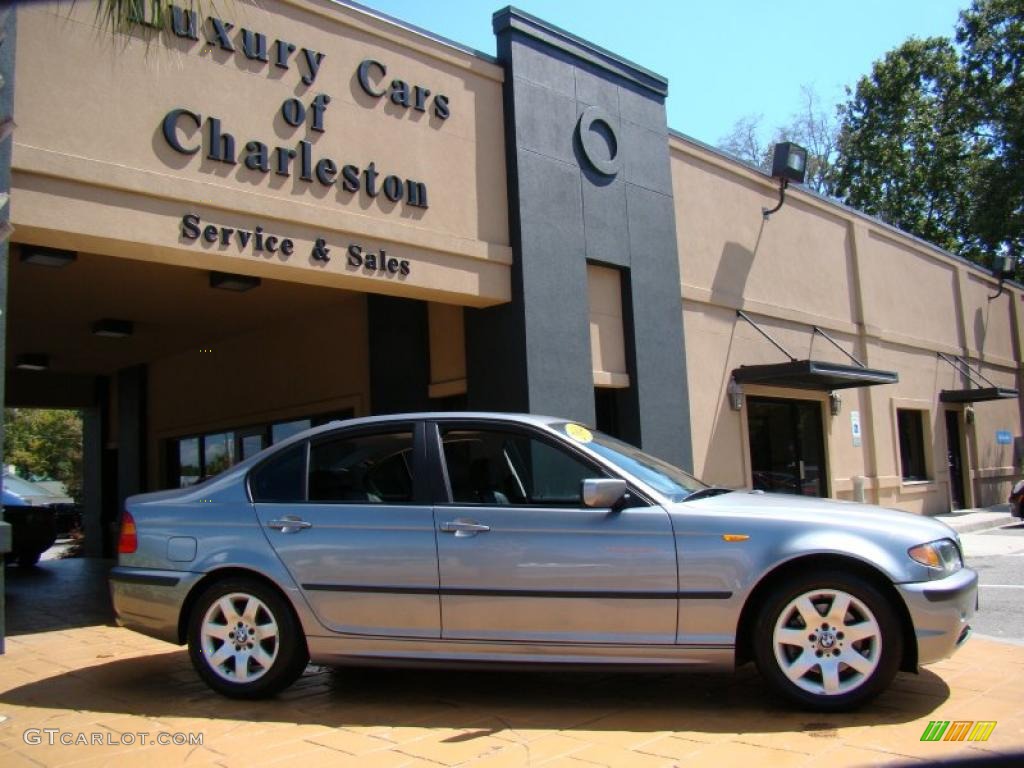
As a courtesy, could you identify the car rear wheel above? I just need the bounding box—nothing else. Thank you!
[753,572,902,711]
[187,578,308,699]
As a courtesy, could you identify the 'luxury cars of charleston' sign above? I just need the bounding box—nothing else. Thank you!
[143,5,446,211]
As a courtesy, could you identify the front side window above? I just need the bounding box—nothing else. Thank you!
[897,409,929,481]
[441,427,599,506]
[308,430,415,503]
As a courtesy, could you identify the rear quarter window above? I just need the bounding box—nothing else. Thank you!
[249,442,307,502]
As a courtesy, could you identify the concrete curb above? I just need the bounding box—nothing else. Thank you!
[945,514,1015,534]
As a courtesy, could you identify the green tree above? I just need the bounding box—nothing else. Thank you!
[3,409,83,501]
[957,0,1024,266]
[832,37,979,258]
[833,1,1024,276]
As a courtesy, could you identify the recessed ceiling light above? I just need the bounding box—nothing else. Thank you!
[92,318,134,338]
[20,246,77,268]
[209,271,261,292]
[15,354,49,371]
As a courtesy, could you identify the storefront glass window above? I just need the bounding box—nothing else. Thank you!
[203,432,235,478]
[240,433,266,459]
[178,437,201,487]
[897,409,929,481]
[272,419,311,444]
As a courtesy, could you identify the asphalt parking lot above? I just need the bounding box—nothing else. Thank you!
[1,557,1022,767]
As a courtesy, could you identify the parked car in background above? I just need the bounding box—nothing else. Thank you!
[2,476,59,566]
[111,413,977,711]
[1010,479,1024,519]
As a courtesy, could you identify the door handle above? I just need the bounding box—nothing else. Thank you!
[798,460,806,480]
[266,516,313,533]
[440,519,491,537]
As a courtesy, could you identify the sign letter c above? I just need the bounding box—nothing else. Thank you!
[162,108,202,155]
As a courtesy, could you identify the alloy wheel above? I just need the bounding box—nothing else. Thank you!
[199,592,280,683]
[771,588,882,696]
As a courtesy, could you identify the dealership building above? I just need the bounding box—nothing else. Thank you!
[1,0,1022,557]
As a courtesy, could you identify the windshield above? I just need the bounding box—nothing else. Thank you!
[553,422,707,502]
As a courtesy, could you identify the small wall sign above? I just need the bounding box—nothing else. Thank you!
[851,410,862,448]
[996,430,1013,445]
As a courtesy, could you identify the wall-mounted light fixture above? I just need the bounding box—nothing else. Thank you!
[15,353,49,371]
[20,246,77,268]
[987,252,1016,300]
[965,404,976,425]
[209,271,261,292]
[829,391,842,417]
[92,318,134,338]
[727,378,744,411]
[763,142,808,219]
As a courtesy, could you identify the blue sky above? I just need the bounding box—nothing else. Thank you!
[352,0,970,146]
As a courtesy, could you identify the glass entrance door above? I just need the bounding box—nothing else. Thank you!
[747,396,828,497]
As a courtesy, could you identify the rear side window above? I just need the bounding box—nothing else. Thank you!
[250,442,307,502]
[308,430,415,503]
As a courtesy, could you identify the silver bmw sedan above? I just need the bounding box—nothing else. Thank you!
[110,413,976,711]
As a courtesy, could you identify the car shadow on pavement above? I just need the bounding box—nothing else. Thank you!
[0,647,951,735]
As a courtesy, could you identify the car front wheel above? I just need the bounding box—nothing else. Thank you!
[187,578,308,699]
[753,572,902,711]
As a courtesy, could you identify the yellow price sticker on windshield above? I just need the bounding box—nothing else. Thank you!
[565,423,593,443]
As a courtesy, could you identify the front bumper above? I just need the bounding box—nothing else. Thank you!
[896,567,978,667]
[109,566,204,645]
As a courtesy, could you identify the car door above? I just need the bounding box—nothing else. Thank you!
[251,422,440,638]
[431,421,678,644]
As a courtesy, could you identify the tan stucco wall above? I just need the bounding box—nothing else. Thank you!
[672,135,1023,515]
[11,0,510,307]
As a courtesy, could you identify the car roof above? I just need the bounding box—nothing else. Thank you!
[296,412,570,440]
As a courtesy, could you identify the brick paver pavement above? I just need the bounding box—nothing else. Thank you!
[2,558,1021,766]
[1,622,1022,767]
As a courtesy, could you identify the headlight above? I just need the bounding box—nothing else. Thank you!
[908,538,963,575]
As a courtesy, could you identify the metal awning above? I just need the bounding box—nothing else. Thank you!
[937,352,1019,403]
[730,310,899,392]
[939,386,1019,403]
[733,360,900,390]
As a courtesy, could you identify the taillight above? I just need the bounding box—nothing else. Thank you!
[118,510,138,554]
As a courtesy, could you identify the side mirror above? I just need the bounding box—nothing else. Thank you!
[582,478,627,509]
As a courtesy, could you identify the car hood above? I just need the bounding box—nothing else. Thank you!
[673,490,958,544]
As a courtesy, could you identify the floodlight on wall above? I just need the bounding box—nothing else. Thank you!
[20,246,77,268]
[762,142,808,219]
[987,252,1016,300]
[209,271,261,292]
[92,318,134,338]
[829,391,842,417]
[727,378,744,411]
[15,353,49,371]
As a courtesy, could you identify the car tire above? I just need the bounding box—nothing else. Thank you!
[187,578,308,699]
[752,571,902,711]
